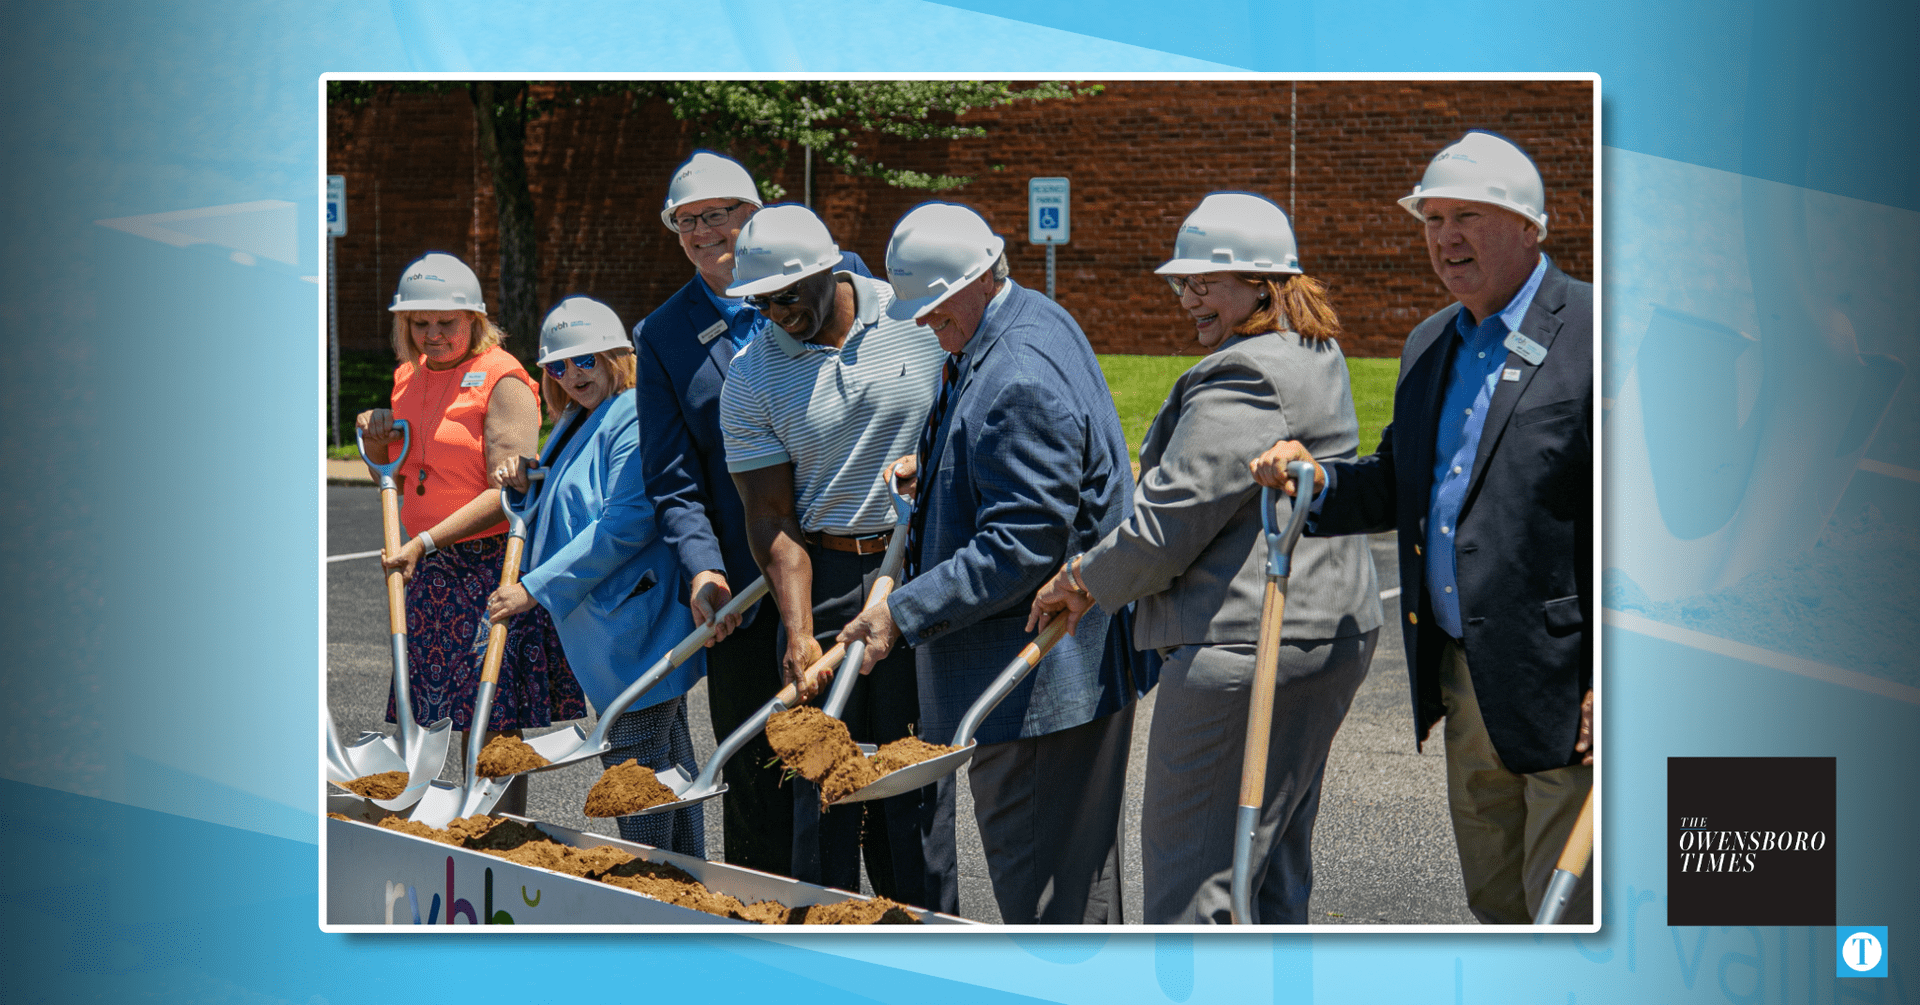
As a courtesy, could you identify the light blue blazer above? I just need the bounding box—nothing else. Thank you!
[518,389,700,714]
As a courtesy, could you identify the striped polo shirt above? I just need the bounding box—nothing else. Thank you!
[719,271,946,535]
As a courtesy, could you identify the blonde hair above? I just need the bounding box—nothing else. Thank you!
[541,347,637,421]
[1232,274,1342,342]
[390,310,506,372]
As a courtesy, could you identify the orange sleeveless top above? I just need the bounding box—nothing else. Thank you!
[390,345,539,543]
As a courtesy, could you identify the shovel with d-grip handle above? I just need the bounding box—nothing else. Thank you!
[1229,464,1314,925]
[326,420,454,811]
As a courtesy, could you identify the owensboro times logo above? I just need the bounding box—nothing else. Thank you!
[1668,757,1835,926]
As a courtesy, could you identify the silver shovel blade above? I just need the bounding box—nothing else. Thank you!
[470,725,599,781]
[826,741,977,806]
[326,732,437,812]
[617,764,726,818]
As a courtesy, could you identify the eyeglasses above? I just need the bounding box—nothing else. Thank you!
[670,202,746,233]
[743,288,804,311]
[1165,274,1216,297]
[542,354,598,378]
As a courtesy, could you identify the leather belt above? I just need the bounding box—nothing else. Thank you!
[805,530,892,555]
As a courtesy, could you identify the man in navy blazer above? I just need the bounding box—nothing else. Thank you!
[1253,131,1593,925]
[631,151,869,876]
[840,203,1141,924]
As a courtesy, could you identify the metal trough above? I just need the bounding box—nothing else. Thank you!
[323,795,977,927]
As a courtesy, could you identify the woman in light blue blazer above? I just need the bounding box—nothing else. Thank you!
[486,296,702,855]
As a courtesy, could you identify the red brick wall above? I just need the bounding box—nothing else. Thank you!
[328,80,1592,359]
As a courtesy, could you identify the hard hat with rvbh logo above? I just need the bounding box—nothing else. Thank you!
[659,151,764,231]
[884,202,1006,321]
[389,252,486,313]
[724,205,841,297]
[1155,192,1303,277]
[538,296,629,365]
[1397,130,1549,239]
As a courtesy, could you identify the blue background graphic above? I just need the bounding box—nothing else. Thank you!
[0,0,1914,1001]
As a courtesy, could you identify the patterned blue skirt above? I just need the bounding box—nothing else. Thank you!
[385,533,586,732]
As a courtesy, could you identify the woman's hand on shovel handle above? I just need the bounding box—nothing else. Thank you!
[1027,562,1096,637]
[689,571,739,647]
[381,537,425,583]
[487,583,537,624]
[1249,440,1325,497]
[837,601,901,675]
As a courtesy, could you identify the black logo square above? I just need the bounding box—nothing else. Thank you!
[1668,756,1835,926]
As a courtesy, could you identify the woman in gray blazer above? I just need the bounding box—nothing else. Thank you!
[1028,192,1382,924]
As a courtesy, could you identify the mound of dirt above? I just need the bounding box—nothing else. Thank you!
[583,759,680,817]
[359,812,922,925]
[476,735,550,776]
[338,771,410,800]
[766,707,960,806]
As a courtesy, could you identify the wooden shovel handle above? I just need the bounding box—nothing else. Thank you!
[1556,788,1596,875]
[379,486,409,635]
[478,534,525,686]
[1236,579,1287,807]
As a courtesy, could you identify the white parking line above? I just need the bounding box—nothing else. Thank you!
[1380,587,1402,600]
[327,549,382,564]
[1604,608,1920,705]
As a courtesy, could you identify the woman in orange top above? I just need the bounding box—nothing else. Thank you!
[354,253,584,813]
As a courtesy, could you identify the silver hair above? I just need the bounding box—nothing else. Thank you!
[991,253,1010,282]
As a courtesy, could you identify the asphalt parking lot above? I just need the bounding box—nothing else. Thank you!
[326,483,1472,924]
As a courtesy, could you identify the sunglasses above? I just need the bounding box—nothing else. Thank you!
[743,288,805,311]
[542,354,598,378]
[669,202,746,233]
[1165,274,1217,297]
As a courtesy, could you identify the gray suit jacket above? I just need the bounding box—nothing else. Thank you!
[1080,332,1382,649]
[887,282,1140,746]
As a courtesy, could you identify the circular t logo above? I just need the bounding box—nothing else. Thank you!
[1842,932,1884,972]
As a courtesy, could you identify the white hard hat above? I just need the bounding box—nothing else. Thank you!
[724,204,841,297]
[1155,192,1302,277]
[884,202,1006,321]
[1397,130,1549,239]
[389,252,486,313]
[659,151,763,231]
[538,296,629,366]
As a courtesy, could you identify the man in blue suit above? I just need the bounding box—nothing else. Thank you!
[839,203,1141,924]
[1253,131,1593,925]
[631,151,869,875]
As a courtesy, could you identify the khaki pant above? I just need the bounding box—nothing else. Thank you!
[1441,640,1592,924]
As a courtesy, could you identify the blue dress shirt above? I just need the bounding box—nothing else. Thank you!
[1425,254,1549,637]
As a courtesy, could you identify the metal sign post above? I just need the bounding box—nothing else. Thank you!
[326,175,347,448]
[1027,177,1070,300]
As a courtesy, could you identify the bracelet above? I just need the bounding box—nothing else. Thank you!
[1064,554,1090,596]
[416,530,438,555]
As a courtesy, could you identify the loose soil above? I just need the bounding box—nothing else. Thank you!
[337,771,409,800]
[358,812,922,925]
[583,759,679,817]
[476,734,549,777]
[765,707,959,806]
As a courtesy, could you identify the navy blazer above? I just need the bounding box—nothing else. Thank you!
[630,253,869,614]
[1313,263,1592,774]
[887,281,1140,746]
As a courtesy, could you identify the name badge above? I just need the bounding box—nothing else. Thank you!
[460,371,486,388]
[1503,332,1547,366]
[696,320,728,345]
[1502,368,1522,382]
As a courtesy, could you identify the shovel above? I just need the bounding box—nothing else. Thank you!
[441,470,549,822]
[1229,465,1314,925]
[1533,788,1595,925]
[620,473,915,819]
[826,617,1070,807]
[483,575,773,780]
[325,420,453,811]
